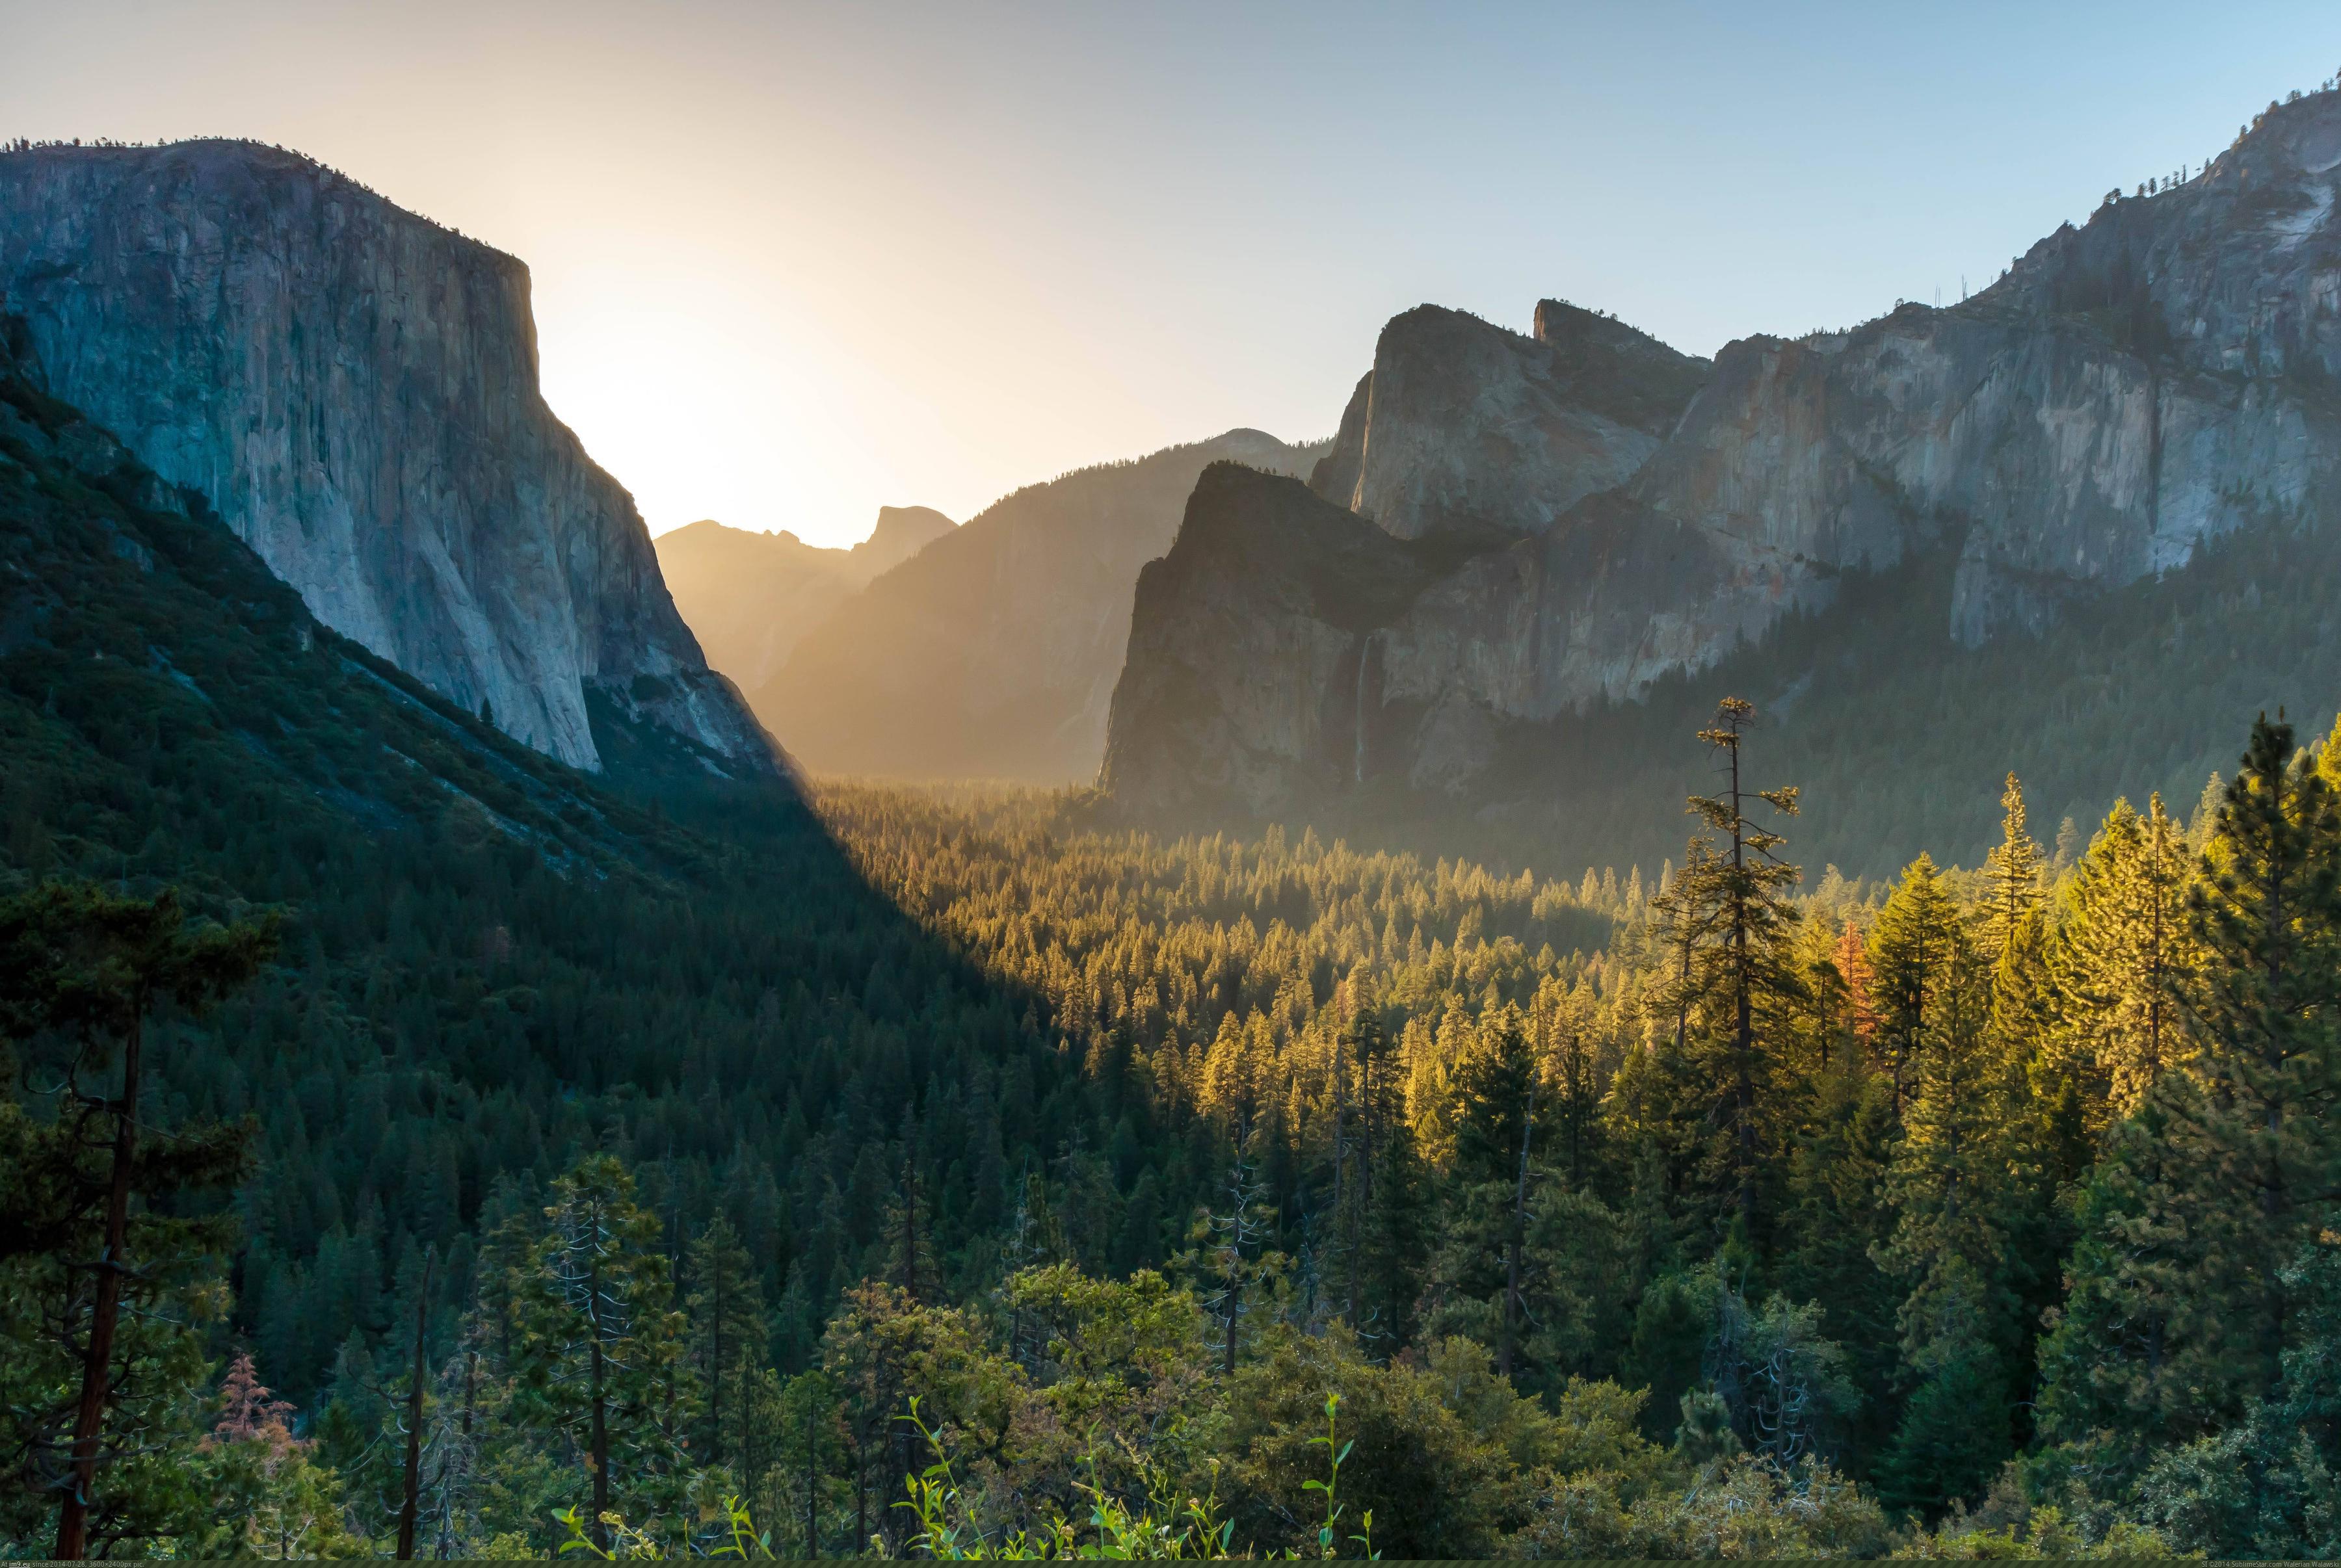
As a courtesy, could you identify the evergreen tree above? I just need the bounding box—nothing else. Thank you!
[685,1215,767,1472]
[1981,772,2045,968]
[510,1155,691,1551]
[1434,1006,1544,1376]
[767,1369,847,1558]
[2046,795,2194,1127]
[2170,714,2341,1405]
[1868,855,1963,1114]
[1873,1256,2009,1519]
[1683,697,1806,1235]
[2039,714,2341,1491]
[0,882,275,1558]
[1197,1147,1276,1377]
[1834,919,1881,1058]
[1875,873,2028,1515]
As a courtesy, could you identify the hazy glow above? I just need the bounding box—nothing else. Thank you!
[7,0,2338,546]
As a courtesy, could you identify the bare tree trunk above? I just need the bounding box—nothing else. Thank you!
[1223,1281,1239,1377]
[589,1248,611,1553]
[396,1249,436,1558]
[706,1276,723,1472]
[854,1433,867,1556]
[804,1390,819,1558]
[55,1008,146,1561]
[1330,1041,1349,1322]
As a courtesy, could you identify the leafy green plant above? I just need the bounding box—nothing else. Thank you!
[1301,1392,1375,1560]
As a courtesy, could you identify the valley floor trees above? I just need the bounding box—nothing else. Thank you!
[7,700,2341,1554]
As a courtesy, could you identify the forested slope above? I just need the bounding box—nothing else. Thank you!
[7,312,2341,1559]
[0,317,1083,1409]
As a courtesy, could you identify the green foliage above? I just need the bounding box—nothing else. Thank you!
[0,880,276,1554]
[4,331,2314,1554]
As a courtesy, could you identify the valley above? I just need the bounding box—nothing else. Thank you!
[5,46,2341,1564]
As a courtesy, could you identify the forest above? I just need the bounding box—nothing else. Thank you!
[7,320,2341,1557]
[10,701,2341,1554]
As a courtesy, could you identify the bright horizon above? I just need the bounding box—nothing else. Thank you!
[7,0,2338,549]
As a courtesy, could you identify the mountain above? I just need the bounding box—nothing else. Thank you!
[0,313,1085,1407]
[756,428,1328,781]
[1103,88,2341,875]
[0,138,779,779]
[655,505,955,690]
[1308,298,1710,542]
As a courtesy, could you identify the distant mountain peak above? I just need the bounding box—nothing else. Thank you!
[855,505,957,576]
[750,427,1330,781]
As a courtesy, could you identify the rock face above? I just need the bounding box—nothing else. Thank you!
[855,504,959,577]
[760,428,1327,781]
[1104,90,2341,820]
[1101,465,1459,813]
[1308,300,1710,540]
[0,139,780,777]
[656,505,955,692]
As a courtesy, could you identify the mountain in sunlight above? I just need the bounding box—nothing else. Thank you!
[0,138,780,779]
[756,428,1329,781]
[656,504,955,691]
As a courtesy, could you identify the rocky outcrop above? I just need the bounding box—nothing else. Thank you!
[0,138,781,777]
[1101,465,1458,813]
[1105,88,2341,819]
[854,504,959,577]
[760,428,1327,781]
[657,506,955,692]
[1308,301,1710,541]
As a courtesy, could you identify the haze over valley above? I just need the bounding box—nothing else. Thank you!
[10,7,2341,1560]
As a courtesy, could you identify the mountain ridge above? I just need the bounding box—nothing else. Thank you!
[1102,86,2341,872]
[655,505,956,692]
[0,137,782,779]
[755,426,1329,781]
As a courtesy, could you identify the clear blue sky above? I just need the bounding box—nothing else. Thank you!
[7,1,2336,544]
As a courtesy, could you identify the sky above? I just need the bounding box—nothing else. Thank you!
[7,3,2340,547]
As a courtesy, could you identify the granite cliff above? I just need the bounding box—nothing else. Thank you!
[0,138,780,777]
[761,428,1327,781]
[1308,298,1710,541]
[657,505,955,692]
[1104,88,2341,869]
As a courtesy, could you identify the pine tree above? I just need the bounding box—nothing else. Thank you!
[2032,1090,2214,1489]
[685,1215,767,1472]
[1773,1064,1899,1468]
[1329,1000,1406,1332]
[1834,920,1880,1051]
[0,883,276,1559]
[1684,697,1806,1234]
[510,1155,691,1551]
[1868,856,1963,1114]
[1647,836,1725,1062]
[768,1369,845,1558]
[2046,795,2193,1126]
[1873,1255,2010,1519]
[1874,885,2032,1515]
[1355,1115,1430,1353]
[2172,714,2341,1404]
[1981,773,2044,967]
[2040,714,2341,1487]
[1440,1006,1543,1375]
[1536,975,1604,1190]
[1198,1147,1275,1377]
